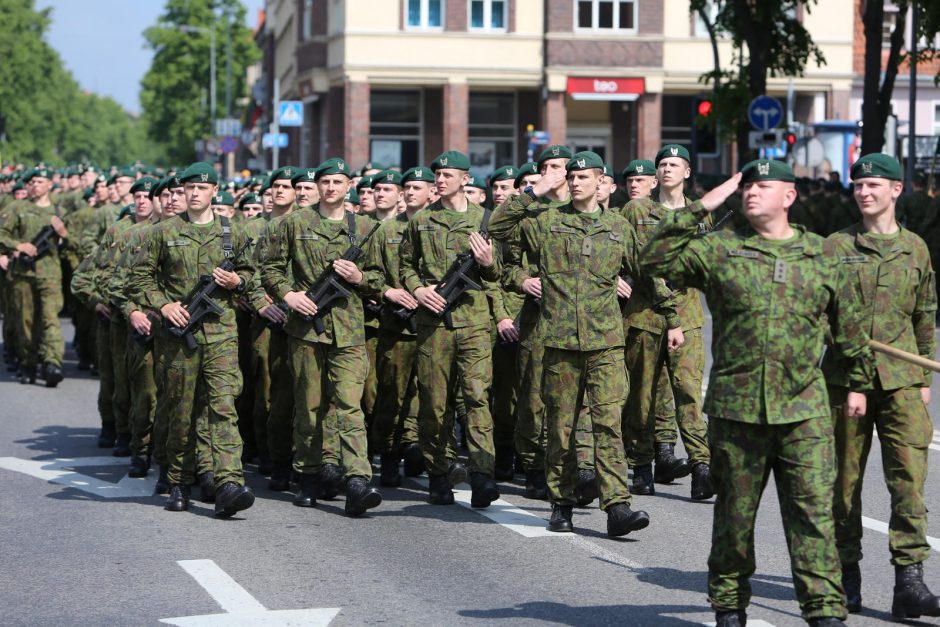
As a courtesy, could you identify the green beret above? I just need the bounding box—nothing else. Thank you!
[118,203,134,220]
[238,193,261,209]
[655,144,691,165]
[489,165,517,184]
[82,187,96,201]
[851,153,902,181]
[26,165,55,181]
[537,145,572,168]
[402,166,434,184]
[270,165,299,183]
[740,159,794,183]
[130,176,159,195]
[431,151,470,171]
[178,162,219,184]
[114,166,137,180]
[211,190,235,206]
[465,175,487,191]
[356,175,374,191]
[622,160,656,179]
[344,188,360,205]
[566,151,605,172]
[258,176,272,195]
[359,161,386,173]
[11,181,24,192]
[372,169,403,186]
[602,163,615,179]
[165,174,184,190]
[291,168,318,185]
[513,162,538,188]
[150,177,168,199]
[315,157,350,180]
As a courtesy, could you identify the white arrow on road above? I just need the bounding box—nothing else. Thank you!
[0,456,154,498]
[160,560,340,626]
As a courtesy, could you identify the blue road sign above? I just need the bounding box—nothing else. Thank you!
[262,133,289,149]
[529,130,550,144]
[278,101,304,127]
[747,96,783,131]
[219,136,238,154]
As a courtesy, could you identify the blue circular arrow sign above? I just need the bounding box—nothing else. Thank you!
[747,96,783,131]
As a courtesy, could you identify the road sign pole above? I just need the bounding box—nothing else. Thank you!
[272,78,280,170]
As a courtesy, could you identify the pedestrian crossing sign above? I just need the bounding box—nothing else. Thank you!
[278,101,304,127]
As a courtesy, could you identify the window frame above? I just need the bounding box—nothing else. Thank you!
[369,89,425,167]
[573,0,638,34]
[468,0,508,32]
[404,0,445,31]
[301,0,314,41]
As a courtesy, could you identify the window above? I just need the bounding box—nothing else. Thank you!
[302,0,314,40]
[693,1,719,38]
[469,0,506,30]
[468,93,516,177]
[575,0,636,32]
[370,91,422,168]
[406,0,443,29]
[933,103,940,135]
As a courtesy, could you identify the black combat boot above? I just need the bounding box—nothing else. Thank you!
[292,474,318,507]
[43,362,63,388]
[97,423,117,448]
[197,471,216,503]
[892,562,940,620]
[548,504,574,533]
[401,443,425,477]
[379,454,402,487]
[842,562,862,613]
[447,460,468,487]
[653,442,691,483]
[606,503,650,537]
[428,474,455,505]
[345,476,382,517]
[524,468,549,500]
[319,463,344,500]
[469,472,499,508]
[629,464,654,496]
[113,433,132,457]
[18,365,36,385]
[214,482,255,518]
[714,609,746,627]
[494,447,515,481]
[807,618,845,626]
[691,462,715,501]
[574,468,599,506]
[128,455,150,478]
[164,485,190,512]
[154,465,170,495]
[268,464,292,492]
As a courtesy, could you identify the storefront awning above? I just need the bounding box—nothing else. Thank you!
[567,77,645,102]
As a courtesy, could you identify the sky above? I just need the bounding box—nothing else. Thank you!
[37,0,266,115]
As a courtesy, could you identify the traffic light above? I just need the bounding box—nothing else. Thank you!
[692,97,718,158]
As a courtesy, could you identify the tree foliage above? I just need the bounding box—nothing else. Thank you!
[0,0,156,166]
[689,0,827,162]
[140,0,260,165]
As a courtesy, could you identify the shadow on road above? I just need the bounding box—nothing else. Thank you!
[14,424,102,459]
[458,600,706,625]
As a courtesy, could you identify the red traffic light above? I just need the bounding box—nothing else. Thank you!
[785,132,796,145]
[697,100,713,117]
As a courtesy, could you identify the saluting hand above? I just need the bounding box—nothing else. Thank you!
[531,169,566,197]
[700,172,743,212]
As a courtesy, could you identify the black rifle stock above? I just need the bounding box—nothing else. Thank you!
[302,221,381,335]
[15,225,57,269]
[164,238,253,349]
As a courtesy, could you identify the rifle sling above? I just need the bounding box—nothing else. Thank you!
[220,215,233,259]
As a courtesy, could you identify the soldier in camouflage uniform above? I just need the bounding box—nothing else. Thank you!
[822,153,940,620]
[261,158,383,517]
[0,166,68,387]
[641,159,876,626]
[490,151,659,537]
[129,162,255,518]
[398,150,501,508]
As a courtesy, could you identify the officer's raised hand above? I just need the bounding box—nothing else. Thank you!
[531,168,566,198]
[700,172,743,212]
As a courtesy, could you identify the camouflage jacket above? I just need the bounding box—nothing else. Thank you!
[261,205,381,347]
[398,200,502,329]
[80,202,121,254]
[364,213,418,336]
[129,213,254,345]
[641,205,875,425]
[0,200,63,280]
[490,195,673,352]
[107,218,159,319]
[822,224,936,390]
[70,216,136,308]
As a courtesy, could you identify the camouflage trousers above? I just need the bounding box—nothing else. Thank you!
[653,367,676,443]
[160,334,245,488]
[543,346,631,510]
[288,336,371,480]
[708,416,845,621]
[491,336,519,456]
[416,323,495,477]
[0,272,18,358]
[267,327,294,467]
[234,311,257,452]
[127,331,156,457]
[515,324,546,471]
[73,303,96,366]
[371,330,419,455]
[363,327,379,419]
[95,317,115,428]
[623,326,709,467]
[830,385,933,567]
[249,318,271,459]
[110,317,131,436]
[10,275,63,367]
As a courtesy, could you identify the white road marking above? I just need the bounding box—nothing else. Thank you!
[160,559,340,626]
[863,517,940,552]
[0,456,155,498]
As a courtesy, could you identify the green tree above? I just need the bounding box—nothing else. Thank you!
[140,0,260,165]
[689,0,827,163]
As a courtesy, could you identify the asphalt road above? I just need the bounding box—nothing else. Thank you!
[0,318,938,626]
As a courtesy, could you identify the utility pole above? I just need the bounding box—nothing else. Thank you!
[272,78,280,170]
[905,3,918,192]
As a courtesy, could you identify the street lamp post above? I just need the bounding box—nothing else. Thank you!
[179,24,216,123]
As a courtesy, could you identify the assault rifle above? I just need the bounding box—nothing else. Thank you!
[164,238,253,349]
[15,225,57,268]
[302,221,381,335]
